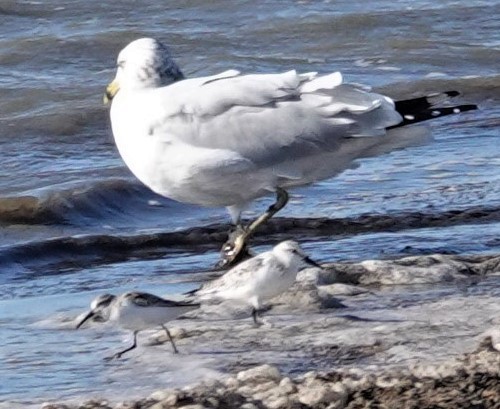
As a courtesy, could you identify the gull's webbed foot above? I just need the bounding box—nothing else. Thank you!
[216,226,252,269]
[216,188,289,269]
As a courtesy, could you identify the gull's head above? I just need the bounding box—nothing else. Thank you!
[75,293,116,329]
[104,38,184,103]
[272,240,322,270]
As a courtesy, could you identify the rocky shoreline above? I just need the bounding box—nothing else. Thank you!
[42,336,500,409]
[43,253,500,409]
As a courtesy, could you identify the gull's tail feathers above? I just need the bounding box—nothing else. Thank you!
[389,91,477,129]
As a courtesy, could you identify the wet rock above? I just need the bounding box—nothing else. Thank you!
[223,376,240,389]
[149,389,178,406]
[236,364,281,384]
[318,283,370,297]
[78,400,113,409]
[358,257,464,285]
[115,399,157,409]
[297,379,347,407]
[149,403,169,409]
[272,281,323,310]
[264,396,291,409]
[296,267,322,284]
[239,404,259,409]
[277,377,297,395]
[320,253,500,286]
[239,380,277,401]
[41,404,72,409]
[273,281,346,311]
[482,329,500,352]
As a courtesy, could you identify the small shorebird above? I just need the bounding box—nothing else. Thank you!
[76,292,199,360]
[187,240,321,324]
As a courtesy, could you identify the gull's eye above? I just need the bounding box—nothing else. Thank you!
[117,60,126,69]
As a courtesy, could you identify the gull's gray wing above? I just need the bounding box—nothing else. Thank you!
[146,70,403,171]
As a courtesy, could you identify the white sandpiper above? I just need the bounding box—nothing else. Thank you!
[187,240,321,324]
[76,292,199,360]
[104,38,477,267]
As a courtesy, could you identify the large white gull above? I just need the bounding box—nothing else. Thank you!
[104,38,476,267]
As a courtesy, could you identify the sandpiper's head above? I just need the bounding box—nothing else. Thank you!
[272,240,321,269]
[76,293,116,329]
[104,38,184,103]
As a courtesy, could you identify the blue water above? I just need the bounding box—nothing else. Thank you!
[0,0,499,406]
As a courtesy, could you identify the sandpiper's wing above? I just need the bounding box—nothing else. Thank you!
[194,252,282,297]
[90,293,116,310]
[125,292,199,308]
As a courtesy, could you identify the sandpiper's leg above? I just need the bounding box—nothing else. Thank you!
[218,188,289,268]
[250,295,265,326]
[106,330,138,360]
[162,325,178,354]
[251,308,261,326]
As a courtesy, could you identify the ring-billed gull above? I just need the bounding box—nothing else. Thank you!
[104,38,477,267]
[76,292,199,359]
[186,240,320,324]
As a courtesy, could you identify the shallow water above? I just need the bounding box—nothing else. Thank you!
[0,0,499,406]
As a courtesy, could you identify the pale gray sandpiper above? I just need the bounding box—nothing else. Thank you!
[187,240,321,324]
[76,291,199,360]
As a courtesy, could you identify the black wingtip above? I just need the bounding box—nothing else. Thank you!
[388,103,478,129]
[394,90,465,117]
[455,104,478,112]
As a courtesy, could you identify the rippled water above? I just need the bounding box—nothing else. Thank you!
[1,0,499,406]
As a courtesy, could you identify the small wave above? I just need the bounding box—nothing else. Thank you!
[0,1,52,18]
[0,93,107,140]
[1,205,499,277]
[0,179,169,225]
[375,74,500,103]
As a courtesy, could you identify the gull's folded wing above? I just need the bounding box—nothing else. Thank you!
[146,70,403,168]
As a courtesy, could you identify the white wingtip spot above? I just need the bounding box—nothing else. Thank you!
[404,115,415,121]
[431,110,441,116]
[453,108,461,114]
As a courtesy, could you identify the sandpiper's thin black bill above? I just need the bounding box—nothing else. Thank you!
[76,310,95,329]
[304,256,322,268]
